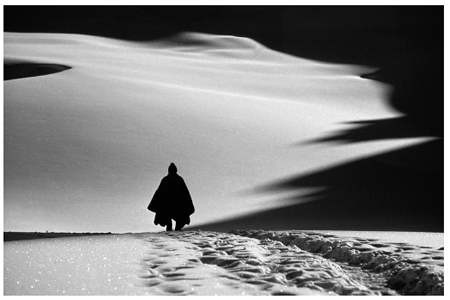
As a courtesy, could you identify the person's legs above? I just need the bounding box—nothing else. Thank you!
[175,216,190,231]
[175,222,184,231]
[166,219,173,231]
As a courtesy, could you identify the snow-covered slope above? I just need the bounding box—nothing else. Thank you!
[4,32,430,233]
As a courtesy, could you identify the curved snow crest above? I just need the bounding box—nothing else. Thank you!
[152,32,262,51]
[145,32,282,62]
[231,229,444,295]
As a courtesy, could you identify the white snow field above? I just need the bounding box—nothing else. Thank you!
[4,32,432,233]
[4,230,443,295]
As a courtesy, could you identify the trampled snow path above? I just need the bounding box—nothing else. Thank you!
[231,230,444,295]
[136,231,377,295]
[4,230,443,295]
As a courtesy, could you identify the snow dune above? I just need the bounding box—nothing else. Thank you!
[4,32,430,233]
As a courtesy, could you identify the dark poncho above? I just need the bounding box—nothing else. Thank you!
[148,172,195,227]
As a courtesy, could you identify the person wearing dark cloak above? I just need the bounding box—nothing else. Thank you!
[147,163,195,231]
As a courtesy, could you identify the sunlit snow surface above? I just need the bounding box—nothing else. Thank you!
[4,235,149,295]
[4,231,443,295]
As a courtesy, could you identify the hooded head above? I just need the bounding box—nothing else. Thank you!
[168,163,177,174]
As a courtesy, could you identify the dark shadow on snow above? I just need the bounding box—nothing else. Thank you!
[189,140,443,232]
[4,63,72,80]
[303,116,439,145]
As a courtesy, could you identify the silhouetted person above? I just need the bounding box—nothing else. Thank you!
[147,163,195,231]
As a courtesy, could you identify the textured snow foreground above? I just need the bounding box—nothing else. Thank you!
[4,230,443,295]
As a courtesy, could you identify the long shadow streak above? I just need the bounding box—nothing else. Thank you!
[189,140,443,232]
